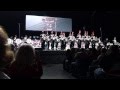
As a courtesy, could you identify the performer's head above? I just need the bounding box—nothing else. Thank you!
[51,31,53,34]
[106,38,108,40]
[42,31,44,34]
[15,35,17,38]
[20,36,23,39]
[84,31,87,36]
[55,32,57,36]
[114,37,116,40]
[69,32,71,36]
[60,31,62,34]
[29,36,32,39]
[86,31,88,36]
[72,32,74,36]
[10,36,13,39]
[46,31,48,35]
[79,30,81,34]
[91,31,95,36]
[63,33,65,37]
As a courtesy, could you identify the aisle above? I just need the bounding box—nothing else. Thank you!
[41,64,76,79]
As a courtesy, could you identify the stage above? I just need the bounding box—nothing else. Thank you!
[35,49,66,64]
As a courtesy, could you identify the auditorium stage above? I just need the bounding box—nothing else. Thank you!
[35,49,66,64]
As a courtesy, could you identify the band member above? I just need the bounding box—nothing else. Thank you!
[91,31,96,48]
[84,31,90,49]
[50,31,54,38]
[38,38,42,48]
[74,39,78,48]
[57,39,61,50]
[68,32,72,39]
[81,41,85,49]
[103,38,109,48]
[23,35,28,43]
[26,36,32,44]
[70,32,75,48]
[15,37,22,48]
[98,37,102,44]
[59,31,63,38]
[49,41,52,50]
[14,35,17,41]
[95,42,99,49]
[65,40,70,50]
[41,34,46,50]
[45,40,48,50]
[46,31,49,36]
[89,41,92,48]
[61,33,66,50]
[41,31,46,39]
[77,30,82,48]
[113,37,117,45]
[54,32,58,48]
[53,32,58,50]
[50,31,55,49]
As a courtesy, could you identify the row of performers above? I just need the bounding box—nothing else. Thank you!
[7,36,104,50]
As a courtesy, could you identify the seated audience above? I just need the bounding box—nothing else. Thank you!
[71,49,90,78]
[63,49,73,72]
[97,45,120,79]
[88,48,107,79]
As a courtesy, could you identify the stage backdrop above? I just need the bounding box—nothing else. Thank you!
[26,15,72,32]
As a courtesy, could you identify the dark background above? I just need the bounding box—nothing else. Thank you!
[0,11,120,42]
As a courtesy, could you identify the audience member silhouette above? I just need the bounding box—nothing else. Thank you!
[8,44,43,79]
[0,26,14,79]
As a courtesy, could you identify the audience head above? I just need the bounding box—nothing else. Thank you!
[15,44,35,68]
[0,25,14,68]
[101,48,107,54]
[0,26,8,45]
[109,45,119,55]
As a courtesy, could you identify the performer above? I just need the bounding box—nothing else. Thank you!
[77,30,82,48]
[57,39,61,50]
[41,31,46,39]
[61,33,66,50]
[53,32,58,50]
[91,31,96,48]
[59,31,63,39]
[89,41,92,48]
[84,31,90,49]
[15,37,22,48]
[26,36,32,45]
[103,38,109,48]
[41,34,46,50]
[70,32,75,48]
[74,39,78,48]
[23,35,28,43]
[98,37,102,44]
[65,40,71,50]
[44,40,48,50]
[50,31,55,49]
[81,40,85,49]
[48,41,52,50]
[113,37,117,45]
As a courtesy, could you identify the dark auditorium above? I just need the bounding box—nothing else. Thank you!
[0,11,120,79]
